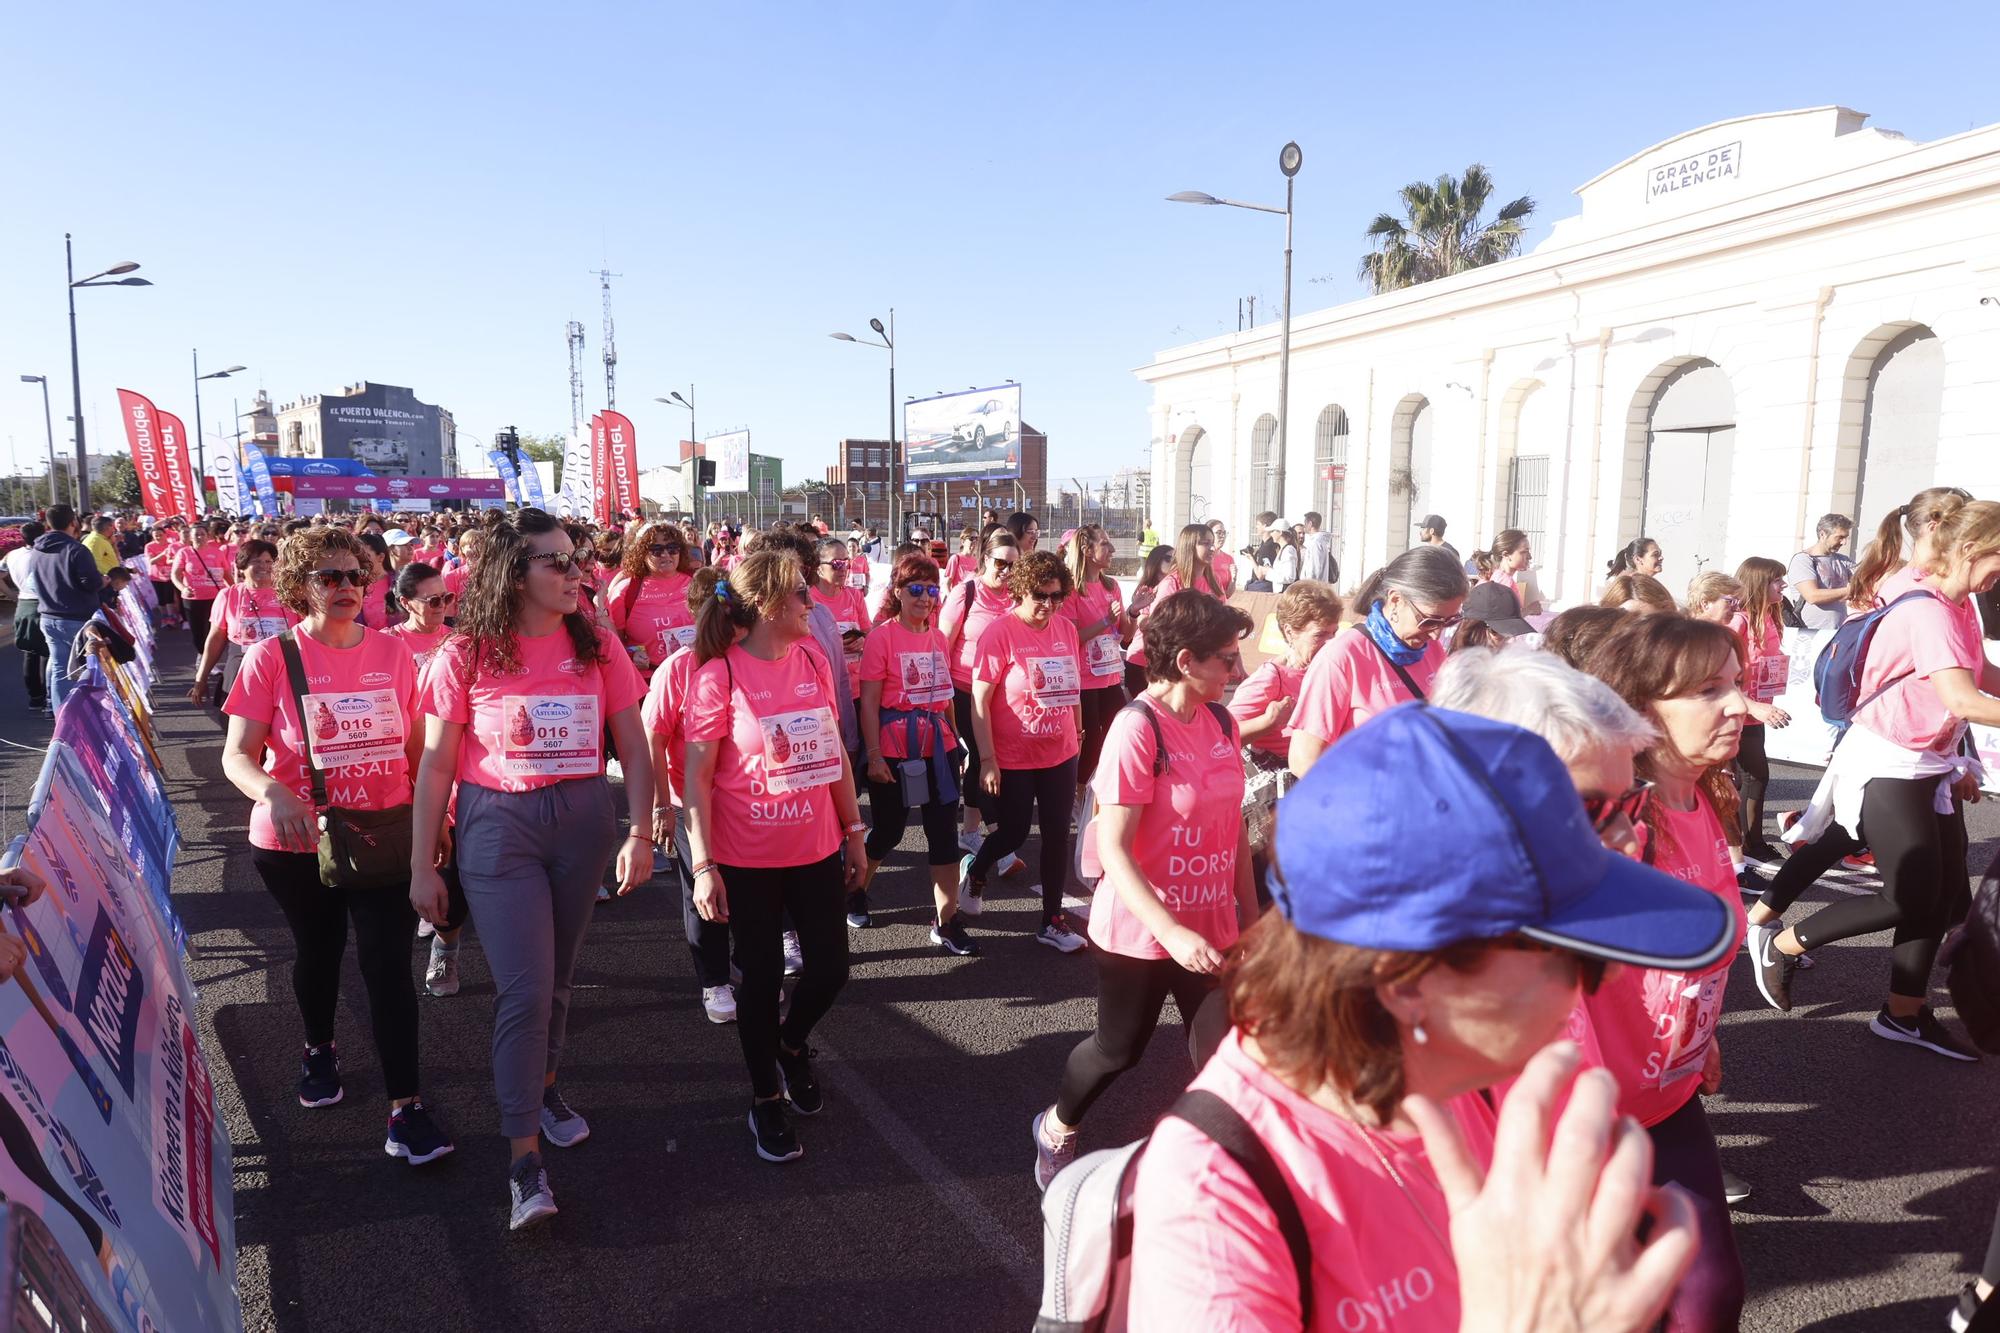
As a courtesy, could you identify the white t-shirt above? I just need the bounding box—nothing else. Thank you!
[1786,550,1854,632]
[3,547,38,602]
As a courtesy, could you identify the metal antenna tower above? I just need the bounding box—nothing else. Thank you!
[565,320,587,434]
[591,269,622,408]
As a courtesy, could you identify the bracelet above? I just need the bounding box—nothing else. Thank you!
[626,832,655,845]
[845,821,866,835]
[692,861,719,878]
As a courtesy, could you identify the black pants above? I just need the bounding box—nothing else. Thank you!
[1647,1094,1745,1332]
[1077,681,1126,785]
[970,757,1077,922]
[674,812,730,987]
[150,579,177,615]
[723,853,849,1099]
[1762,776,1967,997]
[251,848,422,1100]
[865,768,960,867]
[1055,950,1217,1125]
[1735,723,1770,850]
[952,687,999,826]
[185,596,214,656]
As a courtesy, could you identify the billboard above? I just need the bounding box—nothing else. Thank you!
[708,430,751,493]
[317,385,445,476]
[905,384,1021,482]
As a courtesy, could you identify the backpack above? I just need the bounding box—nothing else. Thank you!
[1035,1088,1312,1333]
[1811,588,1937,724]
[1073,697,1232,889]
[1944,851,2000,1054]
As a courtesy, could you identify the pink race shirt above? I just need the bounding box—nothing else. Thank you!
[858,620,957,759]
[1874,563,1931,606]
[223,628,418,851]
[939,579,1014,690]
[422,627,646,793]
[219,584,299,646]
[685,641,843,867]
[144,537,180,582]
[173,544,226,601]
[844,555,870,592]
[443,564,475,599]
[944,553,979,586]
[1210,549,1236,594]
[608,571,696,668]
[1132,1031,1492,1333]
[811,584,872,692]
[1292,629,1443,749]
[1728,612,1785,711]
[1061,579,1126,685]
[972,613,1082,770]
[1854,589,1983,753]
[1086,699,1244,958]
[382,622,449,675]
[1127,569,1224,668]
[642,648,697,806]
[359,576,394,629]
[1229,659,1309,760]
[1585,794,1746,1128]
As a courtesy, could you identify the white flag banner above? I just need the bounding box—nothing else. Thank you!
[212,448,244,515]
[558,428,590,519]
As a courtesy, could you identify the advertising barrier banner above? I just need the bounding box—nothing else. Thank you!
[288,477,505,500]
[602,412,640,519]
[905,384,1021,482]
[114,392,177,520]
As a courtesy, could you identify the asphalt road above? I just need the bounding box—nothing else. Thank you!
[2,611,1997,1333]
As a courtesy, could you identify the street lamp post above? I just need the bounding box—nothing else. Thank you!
[192,352,246,503]
[656,389,697,526]
[18,376,58,508]
[830,309,898,538]
[1168,141,1302,523]
[65,235,150,511]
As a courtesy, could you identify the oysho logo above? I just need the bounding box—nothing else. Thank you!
[531,700,574,722]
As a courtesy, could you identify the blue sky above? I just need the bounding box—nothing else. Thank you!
[2,0,1995,496]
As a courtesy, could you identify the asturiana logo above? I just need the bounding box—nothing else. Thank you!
[531,700,575,722]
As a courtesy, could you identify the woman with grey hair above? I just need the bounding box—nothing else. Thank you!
[1288,544,1468,776]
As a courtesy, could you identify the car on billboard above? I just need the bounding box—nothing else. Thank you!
[949,397,1013,451]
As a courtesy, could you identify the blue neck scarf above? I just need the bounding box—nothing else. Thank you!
[1364,600,1425,666]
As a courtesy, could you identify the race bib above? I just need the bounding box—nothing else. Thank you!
[249,616,290,642]
[303,689,407,771]
[660,624,698,658]
[1654,972,1725,1088]
[1028,655,1081,708]
[1750,653,1788,703]
[500,694,601,777]
[760,706,842,794]
[898,650,953,706]
[1085,633,1122,676]
[846,570,868,590]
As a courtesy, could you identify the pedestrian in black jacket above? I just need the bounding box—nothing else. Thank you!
[28,504,103,710]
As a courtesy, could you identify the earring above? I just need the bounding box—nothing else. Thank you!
[1412,1021,1429,1046]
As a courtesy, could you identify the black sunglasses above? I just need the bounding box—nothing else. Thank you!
[312,568,368,589]
[902,582,942,599]
[648,543,682,557]
[1582,778,1654,833]
[412,592,458,609]
[524,551,580,574]
[1027,588,1067,605]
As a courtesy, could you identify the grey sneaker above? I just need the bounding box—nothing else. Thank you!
[782,930,804,978]
[540,1085,591,1147]
[424,939,460,998]
[508,1152,558,1231]
[1032,1108,1077,1192]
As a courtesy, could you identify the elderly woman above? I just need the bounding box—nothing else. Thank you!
[1128,703,1736,1332]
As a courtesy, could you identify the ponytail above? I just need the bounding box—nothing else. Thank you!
[1848,487,1970,609]
[693,549,797,664]
[693,580,758,664]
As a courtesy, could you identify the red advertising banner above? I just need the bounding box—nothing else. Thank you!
[601,410,640,521]
[590,414,609,525]
[115,390,177,518]
[157,410,201,521]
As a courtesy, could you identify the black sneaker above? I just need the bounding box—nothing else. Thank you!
[1720,1168,1751,1206]
[776,1042,823,1115]
[748,1099,803,1163]
[1752,931,1799,1013]
[298,1043,343,1108]
[384,1098,456,1166]
[1869,1006,1981,1062]
[845,892,872,929]
[931,916,980,957]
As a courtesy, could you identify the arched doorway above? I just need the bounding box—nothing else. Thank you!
[1506,381,1559,562]
[1639,359,1735,593]
[1249,414,1281,518]
[1388,395,1431,551]
[1854,326,1943,531]
[1312,404,1349,573]
[1174,425,1212,528]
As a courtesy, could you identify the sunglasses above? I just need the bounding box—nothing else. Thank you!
[902,583,942,599]
[827,559,849,570]
[990,557,1015,572]
[524,551,580,574]
[648,544,682,557]
[794,585,814,605]
[1028,588,1067,606]
[1412,610,1463,634]
[1582,778,1654,833]
[412,592,458,610]
[312,568,368,589]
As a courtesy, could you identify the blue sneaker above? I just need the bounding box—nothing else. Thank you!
[384,1098,455,1165]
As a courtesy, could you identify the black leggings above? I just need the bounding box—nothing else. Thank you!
[1055,950,1217,1125]
[1735,724,1770,849]
[1647,1094,1745,1333]
[674,812,731,987]
[865,768,960,867]
[952,688,999,826]
[251,848,422,1100]
[185,596,214,656]
[722,853,849,1100]
[1077,681,1126,785]
[1760,776,1967,998]
[20,645,47,708]
[970,757,1077,922]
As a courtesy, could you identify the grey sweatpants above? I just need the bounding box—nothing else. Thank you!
[457,776,620,1138]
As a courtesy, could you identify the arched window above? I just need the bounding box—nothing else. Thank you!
[1249,413,1280,517]
[1312,404,1349,561]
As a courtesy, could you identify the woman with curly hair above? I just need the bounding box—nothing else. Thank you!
[220,526,454,1167]
[606,519,694,674]
[409,508,654,1230]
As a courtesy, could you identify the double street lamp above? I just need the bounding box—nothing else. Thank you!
[654,389,697,525]
[1170,141,1303,518]
[66,235,150,511]
[192,352,247,491]
[830,311,896,536]
[17,376,59,507]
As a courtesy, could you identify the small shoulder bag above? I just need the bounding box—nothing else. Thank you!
[277,630,415,889]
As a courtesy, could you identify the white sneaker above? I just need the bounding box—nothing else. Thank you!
[605,757,624,782]
[782,931,804,977]
[957,827,986,856]
[508,1152,558,1231]
[416,916,436,939]
[702,984,738,1024]
[424,940,460,998]
[956,854,983,917]
[1037,913,1087,953]
[996,851,1024,877]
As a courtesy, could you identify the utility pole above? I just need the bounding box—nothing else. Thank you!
[566,321,587,435]
[591,269,621,409]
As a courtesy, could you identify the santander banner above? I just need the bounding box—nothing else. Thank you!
[116,390,177,518]
[590,413,610,525]
[602,410,640,521]
[157,411,201,521]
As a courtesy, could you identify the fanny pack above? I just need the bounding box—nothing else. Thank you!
[278,630,414,889]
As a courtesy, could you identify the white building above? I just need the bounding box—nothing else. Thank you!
[1139,106,2000,603]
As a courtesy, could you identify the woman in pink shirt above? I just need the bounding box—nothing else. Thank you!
[144,519,184,628]
[172,519,229,656]
[1846,484,1970,610]
[1229,581,1343,893]
[1060,525,1132,798]
[965,549,1086,949]
[854,554,972,952]
[441,527,484,600]
[1125,525,1226,697]
[606,520,694,674]
[811,537,871,697]
[940,529,1021,851]
[1033,591,1257,1187]
[1128,705,1734,1333]
[356,533,398,629]
[1288,545,1468,778]
[1475,527,1540,613]
[220,527,454,1168]
[1751,501,2000,1060]
[681,550,868,1165]
[190,539,295,704]
[844,537,871,593]
[944,528,981,586]
[1729,557,1792,861]
[410,508,654,1230]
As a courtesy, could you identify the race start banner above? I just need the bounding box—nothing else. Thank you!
[0,673,238,1332]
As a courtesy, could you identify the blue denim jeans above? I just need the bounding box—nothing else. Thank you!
[38,615,88,711]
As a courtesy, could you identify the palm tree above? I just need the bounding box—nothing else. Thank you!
[1359,164,1535,294]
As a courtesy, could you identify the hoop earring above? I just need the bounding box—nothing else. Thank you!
[1411,1022,1429,1047]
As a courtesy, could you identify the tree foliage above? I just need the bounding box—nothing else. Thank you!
[517,431,567,490]
[1359,164,1535,294]
[97,454,142,507]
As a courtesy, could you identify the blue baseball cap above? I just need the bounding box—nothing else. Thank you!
[1272,705,1736,972]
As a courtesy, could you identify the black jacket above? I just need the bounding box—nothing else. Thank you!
[28,530,104,618]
